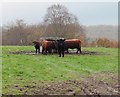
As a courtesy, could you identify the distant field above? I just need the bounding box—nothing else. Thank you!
[84,25,118,41]
[2,46,118,95]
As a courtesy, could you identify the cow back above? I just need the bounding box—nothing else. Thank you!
[41,40,57,49]
[65,39,81,49]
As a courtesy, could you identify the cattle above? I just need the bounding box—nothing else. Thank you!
[57,38,66,57]
[65,39,81,53]
[45,39,58,53]
[33,41,40,53]
[41,40,57,54]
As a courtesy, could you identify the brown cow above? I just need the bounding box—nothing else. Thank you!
[33,41,40,53]
[65,39,81,53]
[41,40,57,54]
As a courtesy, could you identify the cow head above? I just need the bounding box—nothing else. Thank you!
[33,41,40,46]
[33,41,37,44]
[57,38,66,47]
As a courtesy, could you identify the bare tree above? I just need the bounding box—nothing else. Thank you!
[2,4,86,45]
[2,20,44,45]
[15,19,27,45]
[26,24,44,44]
[2,20,28,45]
[43,4,85,39]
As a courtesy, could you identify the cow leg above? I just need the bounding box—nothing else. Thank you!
[77,47,81,53]
[36,48,37,53]
[48,49,52,54]
[42,48,44,54]
[80,47,81,53]
[76,48,78,53]
[38,48,40,53]
[38,46,40,53]
[59,50,61,57]
[66,48,69,53]
[62,51,64,57]
[45,49,47,55]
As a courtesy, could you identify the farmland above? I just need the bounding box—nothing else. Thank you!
[2,46,118,95]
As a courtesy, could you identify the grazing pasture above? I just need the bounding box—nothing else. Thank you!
[2,46,118,95]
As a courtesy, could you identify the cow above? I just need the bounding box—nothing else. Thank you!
[45,39,58,53]
[33,41,40,54]
[41,40,57,54]
[65,39,81,53]
[57,38,66,57]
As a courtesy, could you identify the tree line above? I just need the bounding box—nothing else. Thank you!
[2,4,85,45]
[2,4,118,48]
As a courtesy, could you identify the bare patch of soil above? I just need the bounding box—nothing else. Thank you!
[10,50,106,56]
[8,72,119,95]
[11,51,37,55]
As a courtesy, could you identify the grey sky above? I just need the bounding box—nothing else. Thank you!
[2,2,118,25]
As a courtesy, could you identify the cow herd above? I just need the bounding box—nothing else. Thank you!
[33,38,81,57]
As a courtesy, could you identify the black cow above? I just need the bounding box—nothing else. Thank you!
[33,41,40,53]
[57,39,66,57]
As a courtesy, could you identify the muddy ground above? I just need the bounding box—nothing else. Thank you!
[9,73,119,95]
[11,50,106,56]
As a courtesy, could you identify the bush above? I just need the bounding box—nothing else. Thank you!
[90,38,118,48]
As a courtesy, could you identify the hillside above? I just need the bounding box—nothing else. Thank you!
[83,25,118,41]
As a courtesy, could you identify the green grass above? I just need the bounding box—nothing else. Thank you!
[2,46,118,94]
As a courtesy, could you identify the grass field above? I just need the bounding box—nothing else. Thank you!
[2,46,118,95]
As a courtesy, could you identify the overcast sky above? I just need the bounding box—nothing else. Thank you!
[1,2,118,25]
